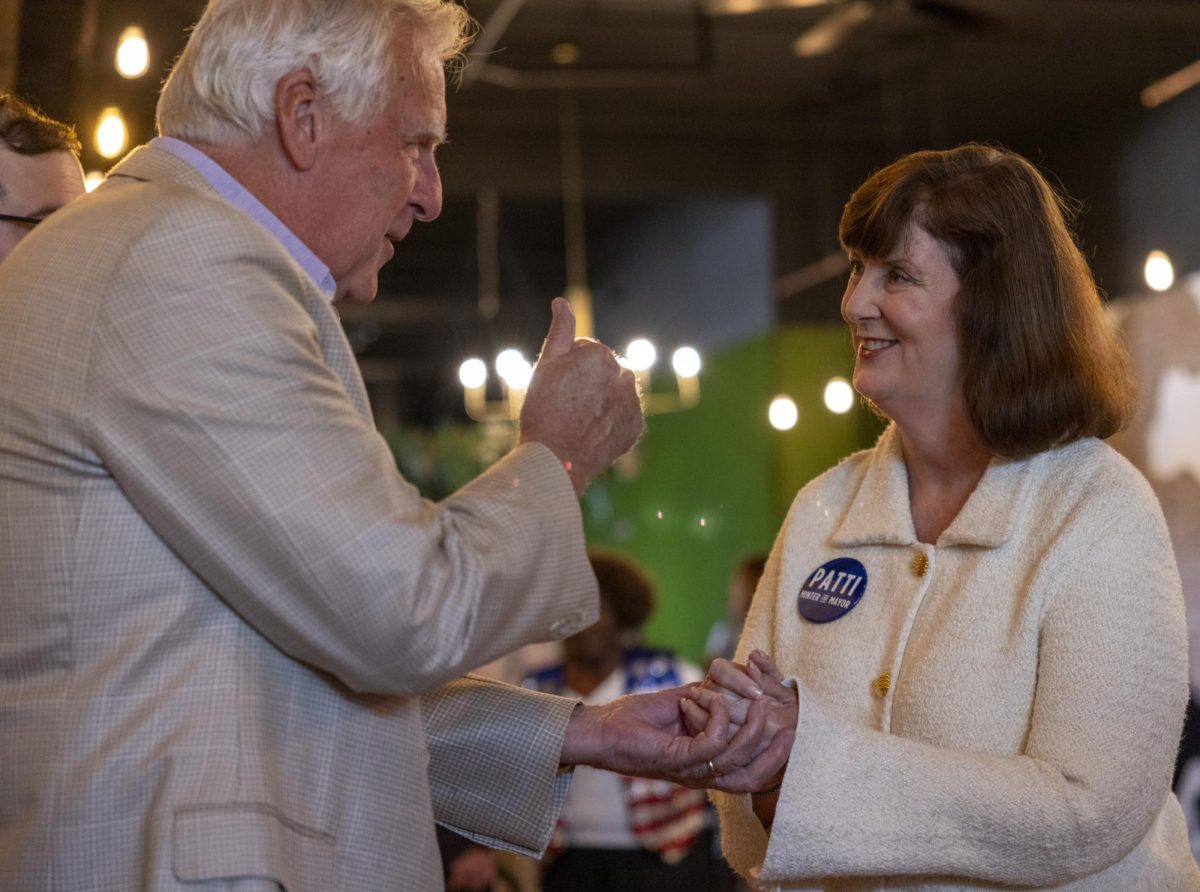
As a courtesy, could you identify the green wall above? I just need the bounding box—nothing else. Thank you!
[583,325,882,664]
[768,326,886,518]
[384,324,883,666]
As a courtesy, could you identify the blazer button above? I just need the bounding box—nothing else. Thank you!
[911,552,929,577]
[874,673,891,697]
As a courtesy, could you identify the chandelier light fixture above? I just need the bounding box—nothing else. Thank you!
[459,337,701,423]
[459,87,701,423]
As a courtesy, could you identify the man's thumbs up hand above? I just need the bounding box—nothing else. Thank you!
[520,298,643,496]
[538,297,577,360]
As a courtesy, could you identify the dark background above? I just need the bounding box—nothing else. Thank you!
[13,0,1200,425]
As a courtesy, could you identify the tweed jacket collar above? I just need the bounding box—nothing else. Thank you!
[107,143,215,195]
[104,144,373,422]
[831,424,1041,549]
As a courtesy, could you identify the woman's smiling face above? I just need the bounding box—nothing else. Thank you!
[840,222,965,425]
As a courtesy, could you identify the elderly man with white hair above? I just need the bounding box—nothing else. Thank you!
[0,1,792,889]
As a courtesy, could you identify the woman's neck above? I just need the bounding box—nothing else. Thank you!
[896,412,991,545]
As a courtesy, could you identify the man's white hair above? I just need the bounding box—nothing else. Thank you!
[157,0,472,146]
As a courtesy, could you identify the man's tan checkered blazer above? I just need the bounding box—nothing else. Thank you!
[0,145,597,890]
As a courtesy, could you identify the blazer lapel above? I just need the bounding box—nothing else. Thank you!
[310,303,374,422]
[105,145,375,424]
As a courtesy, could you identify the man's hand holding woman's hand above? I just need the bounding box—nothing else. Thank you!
[558,650,796,794]
[679,650,798,793]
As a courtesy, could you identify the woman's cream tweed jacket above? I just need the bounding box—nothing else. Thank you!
[715,426,1200,891]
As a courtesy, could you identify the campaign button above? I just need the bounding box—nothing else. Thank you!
[797,557,867,623]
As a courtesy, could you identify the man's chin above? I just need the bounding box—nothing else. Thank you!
[333,276,380,306]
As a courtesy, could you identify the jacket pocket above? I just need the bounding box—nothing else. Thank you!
[172,803,336,891]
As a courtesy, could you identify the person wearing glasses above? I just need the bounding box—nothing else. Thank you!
[0,91,84,263]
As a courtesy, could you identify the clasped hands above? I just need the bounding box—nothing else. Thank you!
[560,650,798,794]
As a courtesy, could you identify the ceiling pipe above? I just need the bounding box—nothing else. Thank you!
[465,7,714,91]
[558,89,594,339]
[462,0,530,87]
[703,0,832,13]
[776,252,848,300]
[1141,57,1200,108]
[473,65,706,90]
[793,0,875,58]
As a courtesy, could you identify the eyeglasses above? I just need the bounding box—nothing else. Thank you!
[0,213,44,228]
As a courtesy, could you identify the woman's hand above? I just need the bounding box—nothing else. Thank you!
[679,657,764,732]
[745,650,794,705]
[675,692,796,794]
[679,651,798,795]
[683,651,797,731]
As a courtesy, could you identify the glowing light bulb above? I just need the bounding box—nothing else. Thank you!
[505,359,533,390]
[116,26,150,79]
[625,338,657,372]
[551,42,580,66]
[458,358,487,389]
[1144,250,1175,292]
[496,349,532,390]
[671,346,701,378]
[83,170,106,193]
[768,396,798,431]
[495,349,526,380]
[823,377,854,414]
[95,107,127,159]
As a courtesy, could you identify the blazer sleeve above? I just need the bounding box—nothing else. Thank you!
[84,202,597,696]
[422,675,578,855]
[752,462,1190,887]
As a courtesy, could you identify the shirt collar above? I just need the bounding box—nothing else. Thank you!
[831,424,1037,549]
[152,137,337,300]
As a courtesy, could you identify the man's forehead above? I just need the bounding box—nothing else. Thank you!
[392,54,448,138]
[389,17,446,85]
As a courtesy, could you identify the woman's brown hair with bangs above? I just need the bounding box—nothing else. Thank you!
[838,143,1134,458]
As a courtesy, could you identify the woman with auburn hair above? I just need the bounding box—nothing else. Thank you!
[686,144,1199,889]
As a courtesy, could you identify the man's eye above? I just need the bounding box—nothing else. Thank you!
[405,142,437,160]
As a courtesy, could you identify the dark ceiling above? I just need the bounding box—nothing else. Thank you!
[14,0,1200,425]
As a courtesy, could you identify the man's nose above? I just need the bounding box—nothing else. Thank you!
[412,157,443,223]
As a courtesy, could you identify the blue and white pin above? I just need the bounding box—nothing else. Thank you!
[797,557,868,623]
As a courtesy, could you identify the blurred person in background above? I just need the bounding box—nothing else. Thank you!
[436,825,516,892]
[0,90,84,263]
[688,143,1199,889]
[525,551,732,891]
[704,554,767,667]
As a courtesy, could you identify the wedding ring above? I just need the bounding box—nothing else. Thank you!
[707,759,720,778]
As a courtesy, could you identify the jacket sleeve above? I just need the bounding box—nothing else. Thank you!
[422,675,578,855]
[85,204,597,696]
[751,461,1190,886]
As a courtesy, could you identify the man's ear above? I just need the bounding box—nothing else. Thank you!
[275,69,322,171]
